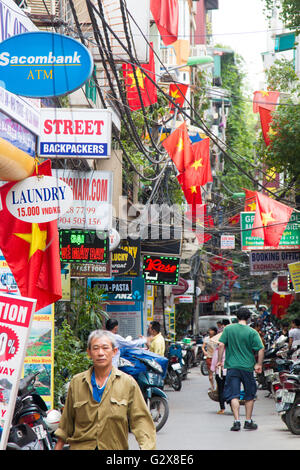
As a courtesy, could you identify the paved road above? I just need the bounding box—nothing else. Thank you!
[129,367,300,450]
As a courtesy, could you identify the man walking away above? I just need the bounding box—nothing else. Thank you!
[217,307,264,432]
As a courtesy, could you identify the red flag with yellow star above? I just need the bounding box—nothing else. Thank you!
[122,43,157,111]
[169,83,189,113]
[243,188,256,212]
[258,106,274,146]
[253,90,280,113]
[0,160,62,311]
[150,0,179,46]
[251,192,294,247]
[162,121,193,173]
[271,292,294,319]
[181,138,212,187]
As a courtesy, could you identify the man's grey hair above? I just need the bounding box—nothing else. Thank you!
[87,329,117,349]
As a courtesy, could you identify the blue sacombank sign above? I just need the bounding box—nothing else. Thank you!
[0,31,93,98]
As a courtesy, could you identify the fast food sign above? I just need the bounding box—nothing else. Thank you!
[39,108,112,159]
[0,294,36,450]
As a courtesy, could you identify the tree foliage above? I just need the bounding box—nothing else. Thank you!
[263,0,300,31]
[217,51,257,194]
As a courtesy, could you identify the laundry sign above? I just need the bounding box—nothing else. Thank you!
[0,31,93,97]
[5,176,73,223]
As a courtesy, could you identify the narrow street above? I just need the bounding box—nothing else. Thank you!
[129,368,300,450]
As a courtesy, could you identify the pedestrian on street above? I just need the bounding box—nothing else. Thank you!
[148,321,166,356]
[288,318,300,352]
[54,330,156,450]
[105,318,147,367]
[202,327,218,391]
[217,307,265,432]
[210,333,226,414]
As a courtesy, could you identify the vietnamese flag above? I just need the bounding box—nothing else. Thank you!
[122,43,157,111]
[251,192,294,248]
[228,213,240,225]
[258,106,275,146]
[150,0,179,46]
[243,188,257,212]
[169,83,189,113]
[162,121,193,173]
[180,138,212,188]
[253,90,280,113]
[271,292,294,319]
[0,160,62,311]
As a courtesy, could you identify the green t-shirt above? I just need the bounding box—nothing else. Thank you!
[219,323,264,371]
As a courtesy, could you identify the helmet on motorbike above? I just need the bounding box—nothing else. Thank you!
[44,409,62,432]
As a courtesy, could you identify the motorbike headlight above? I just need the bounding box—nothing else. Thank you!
[148,359,163,374]
[119,357,135,368]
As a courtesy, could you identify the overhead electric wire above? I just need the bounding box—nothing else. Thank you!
[122,5,297,201]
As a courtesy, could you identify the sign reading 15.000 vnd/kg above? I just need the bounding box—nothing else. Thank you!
[0,32,93,98]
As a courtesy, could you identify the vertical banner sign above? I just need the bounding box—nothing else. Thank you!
[23,304,55,410]
[0,293,36,450]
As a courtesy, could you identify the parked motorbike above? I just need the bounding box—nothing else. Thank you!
[119,348,169,432]
[6,423,42,450]
[167,341,188,380]
[164,356,182,391]
[7,371,53,450]
[274,370,300,434]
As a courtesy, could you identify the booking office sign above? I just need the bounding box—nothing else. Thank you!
[0,31,93,97]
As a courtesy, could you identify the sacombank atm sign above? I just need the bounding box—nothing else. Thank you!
[0,31,93,97]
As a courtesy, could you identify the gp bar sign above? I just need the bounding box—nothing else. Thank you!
[39,108,112,158]
[0,32,93,98]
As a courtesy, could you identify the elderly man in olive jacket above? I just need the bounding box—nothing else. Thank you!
[54,329,156,450]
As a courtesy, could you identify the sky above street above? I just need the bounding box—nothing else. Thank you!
[211,0,270,93]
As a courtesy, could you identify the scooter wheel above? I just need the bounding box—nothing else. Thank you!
[285,397,300,435]
[149,396,169,432]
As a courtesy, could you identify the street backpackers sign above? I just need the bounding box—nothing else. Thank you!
[0,32,93,97]
[0,293,36,450]
[142,255,180,285]
[39,109,112,159]
[241,211,300,251]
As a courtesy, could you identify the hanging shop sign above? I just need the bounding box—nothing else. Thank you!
[59,229,109,264]
[0,111,36,156]
[240,211,300,251]
[5,176,73,223]
[221,234,235,250]
[0,32,93,98]
[39,109,112,159]
[0,293,36,450]
[141,226,182,256]
[271,274,293,295]
[142,255,180,285]
[23,303,55,410]
[288,262,300,293]
[111,248,135,276]
[117,238,141,277]
[70,259,111,278]
[52,169,113,231]
[250,250,300,274]
[87,276,145,303]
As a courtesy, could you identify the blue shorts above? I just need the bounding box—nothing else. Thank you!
[223,369,257,403]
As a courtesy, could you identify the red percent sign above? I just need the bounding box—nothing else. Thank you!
[0,326,19,362]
